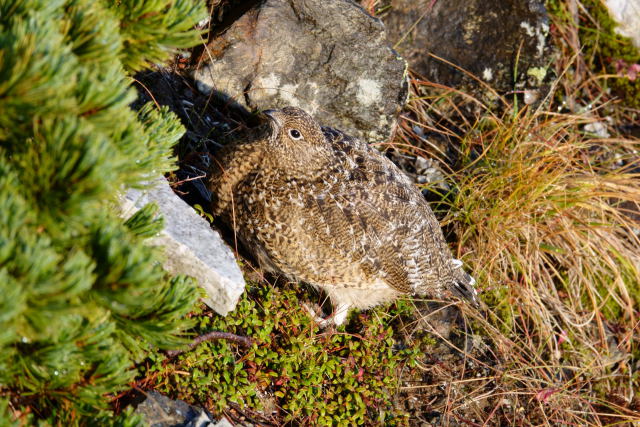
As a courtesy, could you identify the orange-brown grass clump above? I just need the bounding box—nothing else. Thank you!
[388,70,640,424]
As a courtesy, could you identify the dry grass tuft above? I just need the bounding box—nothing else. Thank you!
[391,71,640,424]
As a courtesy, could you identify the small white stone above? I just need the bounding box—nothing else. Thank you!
[584,121,611,138]
[482,68,493,81]
[602,0,640,48]
[523,89,539,105]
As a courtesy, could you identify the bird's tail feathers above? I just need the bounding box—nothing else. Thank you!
[450,259,480,308]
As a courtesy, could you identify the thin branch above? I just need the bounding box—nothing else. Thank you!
[165,331,254,357]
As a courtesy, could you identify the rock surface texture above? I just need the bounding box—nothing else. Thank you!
[382,0,551,92]
[134,391,232,427]
[122,177,245,316]
[193,0,408,142]
[602,0,640,48]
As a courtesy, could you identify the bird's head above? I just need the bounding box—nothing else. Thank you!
[262,107,331,159]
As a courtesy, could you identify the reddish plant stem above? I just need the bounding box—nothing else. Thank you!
[166,332,254,357]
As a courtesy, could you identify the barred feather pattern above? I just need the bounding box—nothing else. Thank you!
[209,107,477,325]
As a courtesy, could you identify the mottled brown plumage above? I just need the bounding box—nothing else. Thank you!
[209,107,478,326]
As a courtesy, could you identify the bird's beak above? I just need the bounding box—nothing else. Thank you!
[262,109,283,129]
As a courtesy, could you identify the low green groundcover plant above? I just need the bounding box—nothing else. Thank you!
[147,283,429,425]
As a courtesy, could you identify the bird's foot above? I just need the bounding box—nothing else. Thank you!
[302,302,350,328]
[302,302,327,325]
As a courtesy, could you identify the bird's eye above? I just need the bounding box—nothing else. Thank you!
[288,129,302,140]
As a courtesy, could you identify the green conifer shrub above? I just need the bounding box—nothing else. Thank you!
[0,0,206,423]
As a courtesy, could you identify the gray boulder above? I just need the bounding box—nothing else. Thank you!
[134,390,233,427]
[121,177,245,316]
[193,0,408,142]
[382,0,552,92]
[602,0,640,48]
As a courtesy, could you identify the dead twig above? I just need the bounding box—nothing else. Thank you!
[165,331,254,357]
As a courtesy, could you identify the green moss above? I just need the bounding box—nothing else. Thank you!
[143,283,430,425]
[548,0,640,107]
[480,286,515,335]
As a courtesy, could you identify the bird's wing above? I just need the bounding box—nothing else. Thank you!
[260,127,452,294]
